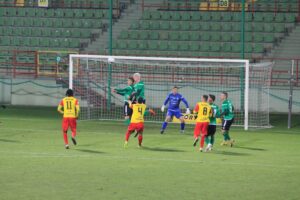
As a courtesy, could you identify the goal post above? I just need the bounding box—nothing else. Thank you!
[69,55,272,130]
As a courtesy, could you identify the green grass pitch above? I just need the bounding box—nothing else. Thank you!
[0,107,300,200]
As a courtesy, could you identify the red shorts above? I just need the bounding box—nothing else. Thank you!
[62,118,77,133]
[128,122,144,133]
[194,122,209,138]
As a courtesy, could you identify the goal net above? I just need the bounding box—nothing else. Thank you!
[69,55,273,130]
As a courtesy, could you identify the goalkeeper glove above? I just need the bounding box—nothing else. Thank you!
[161,105,165,112]
[186,108,191,114]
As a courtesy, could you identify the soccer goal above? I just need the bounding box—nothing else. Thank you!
[69,55,273,130]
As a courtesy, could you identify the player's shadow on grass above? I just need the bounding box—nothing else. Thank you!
[234,146,266,151]
[75,149,105,154]
[142,146,185,152]
[213,150,250,156]
[0,138,20,143]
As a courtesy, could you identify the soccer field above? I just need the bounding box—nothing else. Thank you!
[0,107,300,200]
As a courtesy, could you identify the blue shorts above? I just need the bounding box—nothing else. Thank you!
[166,109,182,119]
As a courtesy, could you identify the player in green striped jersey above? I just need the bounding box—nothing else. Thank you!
[205,94,220,152]
[220,92,235,147]
[113,77,134,125]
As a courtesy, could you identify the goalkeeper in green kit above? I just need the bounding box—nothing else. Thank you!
[131,73,145,103]
[220,92,235,147]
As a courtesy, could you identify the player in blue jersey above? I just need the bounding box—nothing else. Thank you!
[160,86,190,134]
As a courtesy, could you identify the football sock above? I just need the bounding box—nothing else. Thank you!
[71,131,76,138]
[125,118,130,126]
[161,122,168,130]
[125,131,131,142]
[63,132,68,145]
[200,135,206,148]
[223,131,231,141]
[138,134,143,145]
[210,135,215,145]
[180,122,185,130]
[205,136,210,145]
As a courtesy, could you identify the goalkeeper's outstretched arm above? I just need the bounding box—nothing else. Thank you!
[161,94,170,112]
[181,97,190,114]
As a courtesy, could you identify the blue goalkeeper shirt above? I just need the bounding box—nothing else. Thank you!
[163,93,189,111]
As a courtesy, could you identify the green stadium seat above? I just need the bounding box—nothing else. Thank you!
[74,9,84,18]
[138,41,147,50]
[16,8,26,17]
[181,22,190,31]
[222,23,232,32]
[253,34,264,43]
[39,38,50,47]
[160,21,170,30]
[211,33,221,42]
[169,42,178,51]
[178,42,189,51]
[245,23,252,32]
[148,41,158,50]
[130,22,139,30]
[128,40,138,50]
[245,33,252,42]
[84,10,94,19]
[169,32,180,40]
[150,21,160,30]
[30,37,39,47]
[180,33,189,41]
[231,44,241,53]
[264,24,274,32]
[142,11,151,20]
[190,43,199,51]
[245,13,253,22]
[61,38,70,48]
[171,12,181,20]
[263,13,274,23]
[211,23,221,31]
[253,44,264,53]
[211,12,222,21]
[119,31,129,39]
[253,23,264,32]
[53,29,61,37]
[45,9,55,18]
[151,11,161,20]
[232,33,241,42]
[118,41,127,49]
[285,14,296,23]
[81,30,91,38]
[245,44,253,53]
[94,10,104,19]
[140,21,150,30]
[55,9,64,18]
[221,43,231,52]
[222,13,232,21]
[274,13,285,23]
[274,23,285,32]
[201,22,210,31]
[72,30,81,38]
[264,34,275,43]
[254,13,264,22]
[190,22,200,31]
[200,12,211,21]
[31,28,42,37]
[26,8,36,17]
[64,10,74,18]
[41,28,51,37]
[83,20,93,28]
[149,32,159,40]
[222,33,231,42]
[232,13,241,22]
[161,12,171,20]
[159,41,168,50]
[181,13,190,21]
[129,31,138,40]
[200,43,210,52]
[191,12,201,21]
[210,43,221,52]
[201,33,210,41]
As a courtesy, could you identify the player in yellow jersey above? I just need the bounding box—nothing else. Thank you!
[192,95,212,152]
[124,97,146,148]
[57,89,80,149]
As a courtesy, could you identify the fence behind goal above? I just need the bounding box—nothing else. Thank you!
[69,55,273,130]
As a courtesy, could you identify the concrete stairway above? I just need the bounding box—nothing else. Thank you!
[84,2,143,54]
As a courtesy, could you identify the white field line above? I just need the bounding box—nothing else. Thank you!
[0,150,298,170]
